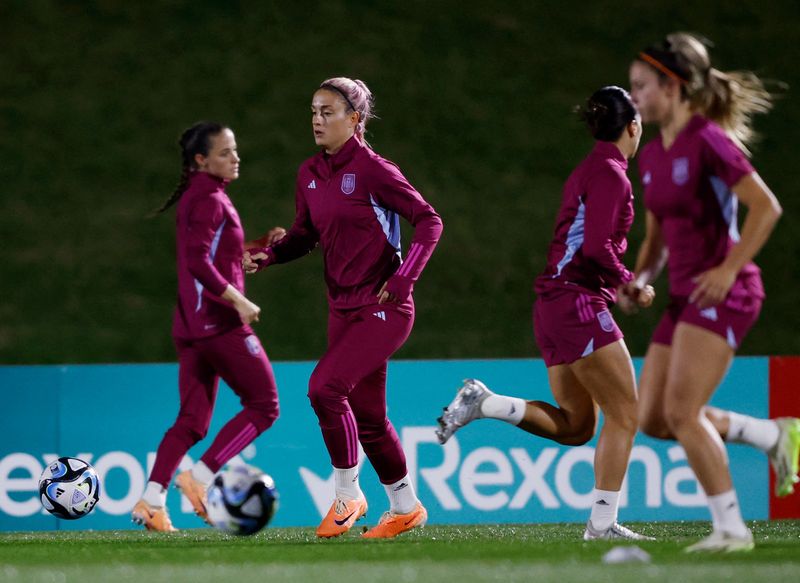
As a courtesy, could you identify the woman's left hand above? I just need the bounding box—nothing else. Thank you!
[377,274,413,305]
[376,282,396,305]
[689,265,737,308]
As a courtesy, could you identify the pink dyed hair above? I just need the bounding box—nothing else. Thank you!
[318,77,375,144]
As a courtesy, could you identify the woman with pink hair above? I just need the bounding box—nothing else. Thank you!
[245,77,443,539]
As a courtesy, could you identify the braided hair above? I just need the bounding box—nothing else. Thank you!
[155,121,227,214]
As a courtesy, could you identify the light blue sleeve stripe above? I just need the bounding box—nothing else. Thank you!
[369,194,402,260]
[553,199,586,277]
[195,218,227,312]
[710,176,740,242]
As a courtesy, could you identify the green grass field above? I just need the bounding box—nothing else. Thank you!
[2,521,799,582]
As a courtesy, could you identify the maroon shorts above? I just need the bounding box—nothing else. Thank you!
[651,294,762,350]
[533,289,624,367]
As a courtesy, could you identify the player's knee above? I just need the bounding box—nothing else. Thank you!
[664,403,693,436]
[357,417,390,443]
[245,399,280,432]
[557,418,596,446]
[639,412,671,439]
[307,373,347,413]
[607,404,638,436]
[169,417,208,444]
[558,430,594,446]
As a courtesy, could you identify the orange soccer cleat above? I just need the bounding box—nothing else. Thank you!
[316,496,368,538]
[361,502,427,539]
[131,500,178,532]
[175,470,210,524]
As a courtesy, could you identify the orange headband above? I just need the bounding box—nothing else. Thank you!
[638,52,689,84]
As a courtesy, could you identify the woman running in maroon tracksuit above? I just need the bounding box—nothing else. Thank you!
[246,77,442,539]
[132,122,279,532]
[437,87,656,541]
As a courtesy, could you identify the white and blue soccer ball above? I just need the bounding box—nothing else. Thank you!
[38,457,101,520]
[206,465,278,535]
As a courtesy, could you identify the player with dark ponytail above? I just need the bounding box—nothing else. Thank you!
[629,32,795,552]
[438,87,655,541]
[132,122,280,532]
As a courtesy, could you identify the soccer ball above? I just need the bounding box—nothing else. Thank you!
[38,457,101,520]
[206,465,278,535]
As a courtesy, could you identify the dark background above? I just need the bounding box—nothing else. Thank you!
[1,0,798,364]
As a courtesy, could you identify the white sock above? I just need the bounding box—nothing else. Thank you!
[480,394,526,425]
[707,490,748,537]
[384,473,419,514]
[191,461,215,487]
[725,412,780,452]
[334,466,363,501]
[142,481,167,508]
[589,488,620,531]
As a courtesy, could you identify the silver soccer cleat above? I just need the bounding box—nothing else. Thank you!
[583,521,655,541]
[684,528,754,553]
[436,379,493,444]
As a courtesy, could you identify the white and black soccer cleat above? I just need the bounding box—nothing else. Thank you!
[435,379,493,444]
[583,520,655,541]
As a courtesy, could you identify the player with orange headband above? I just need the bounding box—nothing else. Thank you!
[628,32,798,552]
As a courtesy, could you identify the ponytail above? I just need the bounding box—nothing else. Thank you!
[639,32,778,155]
[699,68,773,154]
[153,121,226,215]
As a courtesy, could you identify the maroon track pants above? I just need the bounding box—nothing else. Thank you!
[149,326,279,487]
[308,302,414,485]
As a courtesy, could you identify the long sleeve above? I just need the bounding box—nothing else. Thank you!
[371,158,443,284]
[582,167,633,288]
[269,179,319,264]
[185,196,230,297]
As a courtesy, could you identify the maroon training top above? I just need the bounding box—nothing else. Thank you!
[268,136,443,310]
[172,171,248,340]
[638,114,761,300]
[535,141,635,304]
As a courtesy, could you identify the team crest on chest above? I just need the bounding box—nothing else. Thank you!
[341,173,356,195]
[672,157,689,186]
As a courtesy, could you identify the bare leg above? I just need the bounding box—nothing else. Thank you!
[663,323,734,495]
[639,342,733,440]
[517,340,638,490]
[569,340,638,491]
[516,364,598,446]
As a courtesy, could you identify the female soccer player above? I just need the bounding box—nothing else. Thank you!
[245,77,443,538]
[131,122,280,532]
[438,87,654,541]
[628,32,796,552]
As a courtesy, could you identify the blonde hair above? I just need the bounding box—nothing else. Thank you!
[639,32,775,155]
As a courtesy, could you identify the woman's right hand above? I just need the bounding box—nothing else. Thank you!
[222,284,261,324]
[233,296,261,324]
[636,284,655,308]
[617,282,655,314]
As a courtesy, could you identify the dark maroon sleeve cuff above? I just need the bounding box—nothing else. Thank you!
[252,247,276,272]
[385,274,414,302]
